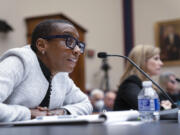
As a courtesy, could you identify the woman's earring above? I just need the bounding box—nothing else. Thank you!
[42,51,45,54]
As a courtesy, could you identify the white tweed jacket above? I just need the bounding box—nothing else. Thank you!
[0,45,92,122]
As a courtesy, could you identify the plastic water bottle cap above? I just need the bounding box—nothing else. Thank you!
[142,81,152,87]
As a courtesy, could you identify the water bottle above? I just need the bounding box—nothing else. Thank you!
[138,81,160,121]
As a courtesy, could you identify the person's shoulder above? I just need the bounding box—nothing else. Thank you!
[0,45,38,73]
[124,75,141,83]
[120,75,142,89]
[0,45,34,60]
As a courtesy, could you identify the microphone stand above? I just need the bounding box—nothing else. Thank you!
[100,58,110,92]
[107,54,177,108]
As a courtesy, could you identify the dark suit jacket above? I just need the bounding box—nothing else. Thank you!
[159,92,180,103]
[113,75,142,111]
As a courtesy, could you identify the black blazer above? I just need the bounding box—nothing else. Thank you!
[113,75,142,111]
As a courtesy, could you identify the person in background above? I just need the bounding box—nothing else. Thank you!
[102,91,116,111]
[0,19,92,122]
[159,71,180,108]
[114,44,164,111]
[90,89,104,113]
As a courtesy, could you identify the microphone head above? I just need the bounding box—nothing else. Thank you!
[97,52,107,58]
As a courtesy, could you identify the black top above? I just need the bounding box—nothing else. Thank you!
[159,92,180,105]
[113,75,142,111]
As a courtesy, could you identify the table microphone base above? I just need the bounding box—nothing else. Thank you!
[159,108,179,120]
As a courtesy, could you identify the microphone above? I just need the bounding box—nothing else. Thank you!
[97,52,108,58]
[97,52,177,108]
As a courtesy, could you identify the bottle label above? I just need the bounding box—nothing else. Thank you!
[154,98,160,111]
[138,98,160,111]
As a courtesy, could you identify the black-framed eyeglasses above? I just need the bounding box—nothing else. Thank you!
[41,35,85,53]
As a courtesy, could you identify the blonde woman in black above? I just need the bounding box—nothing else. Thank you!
[114,44,163,110]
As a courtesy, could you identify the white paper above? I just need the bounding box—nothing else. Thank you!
[99,110,140,124]
[0,110,140,126]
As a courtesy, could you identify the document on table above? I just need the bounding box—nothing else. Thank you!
[0,115,105,126]
[99,110,139,124]
[0,110,139,126]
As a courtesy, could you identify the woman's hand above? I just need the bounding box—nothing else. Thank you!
[161,100,172,110]
[47,109,66,116]
[30,107,48,119]
[30,107,67,119]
